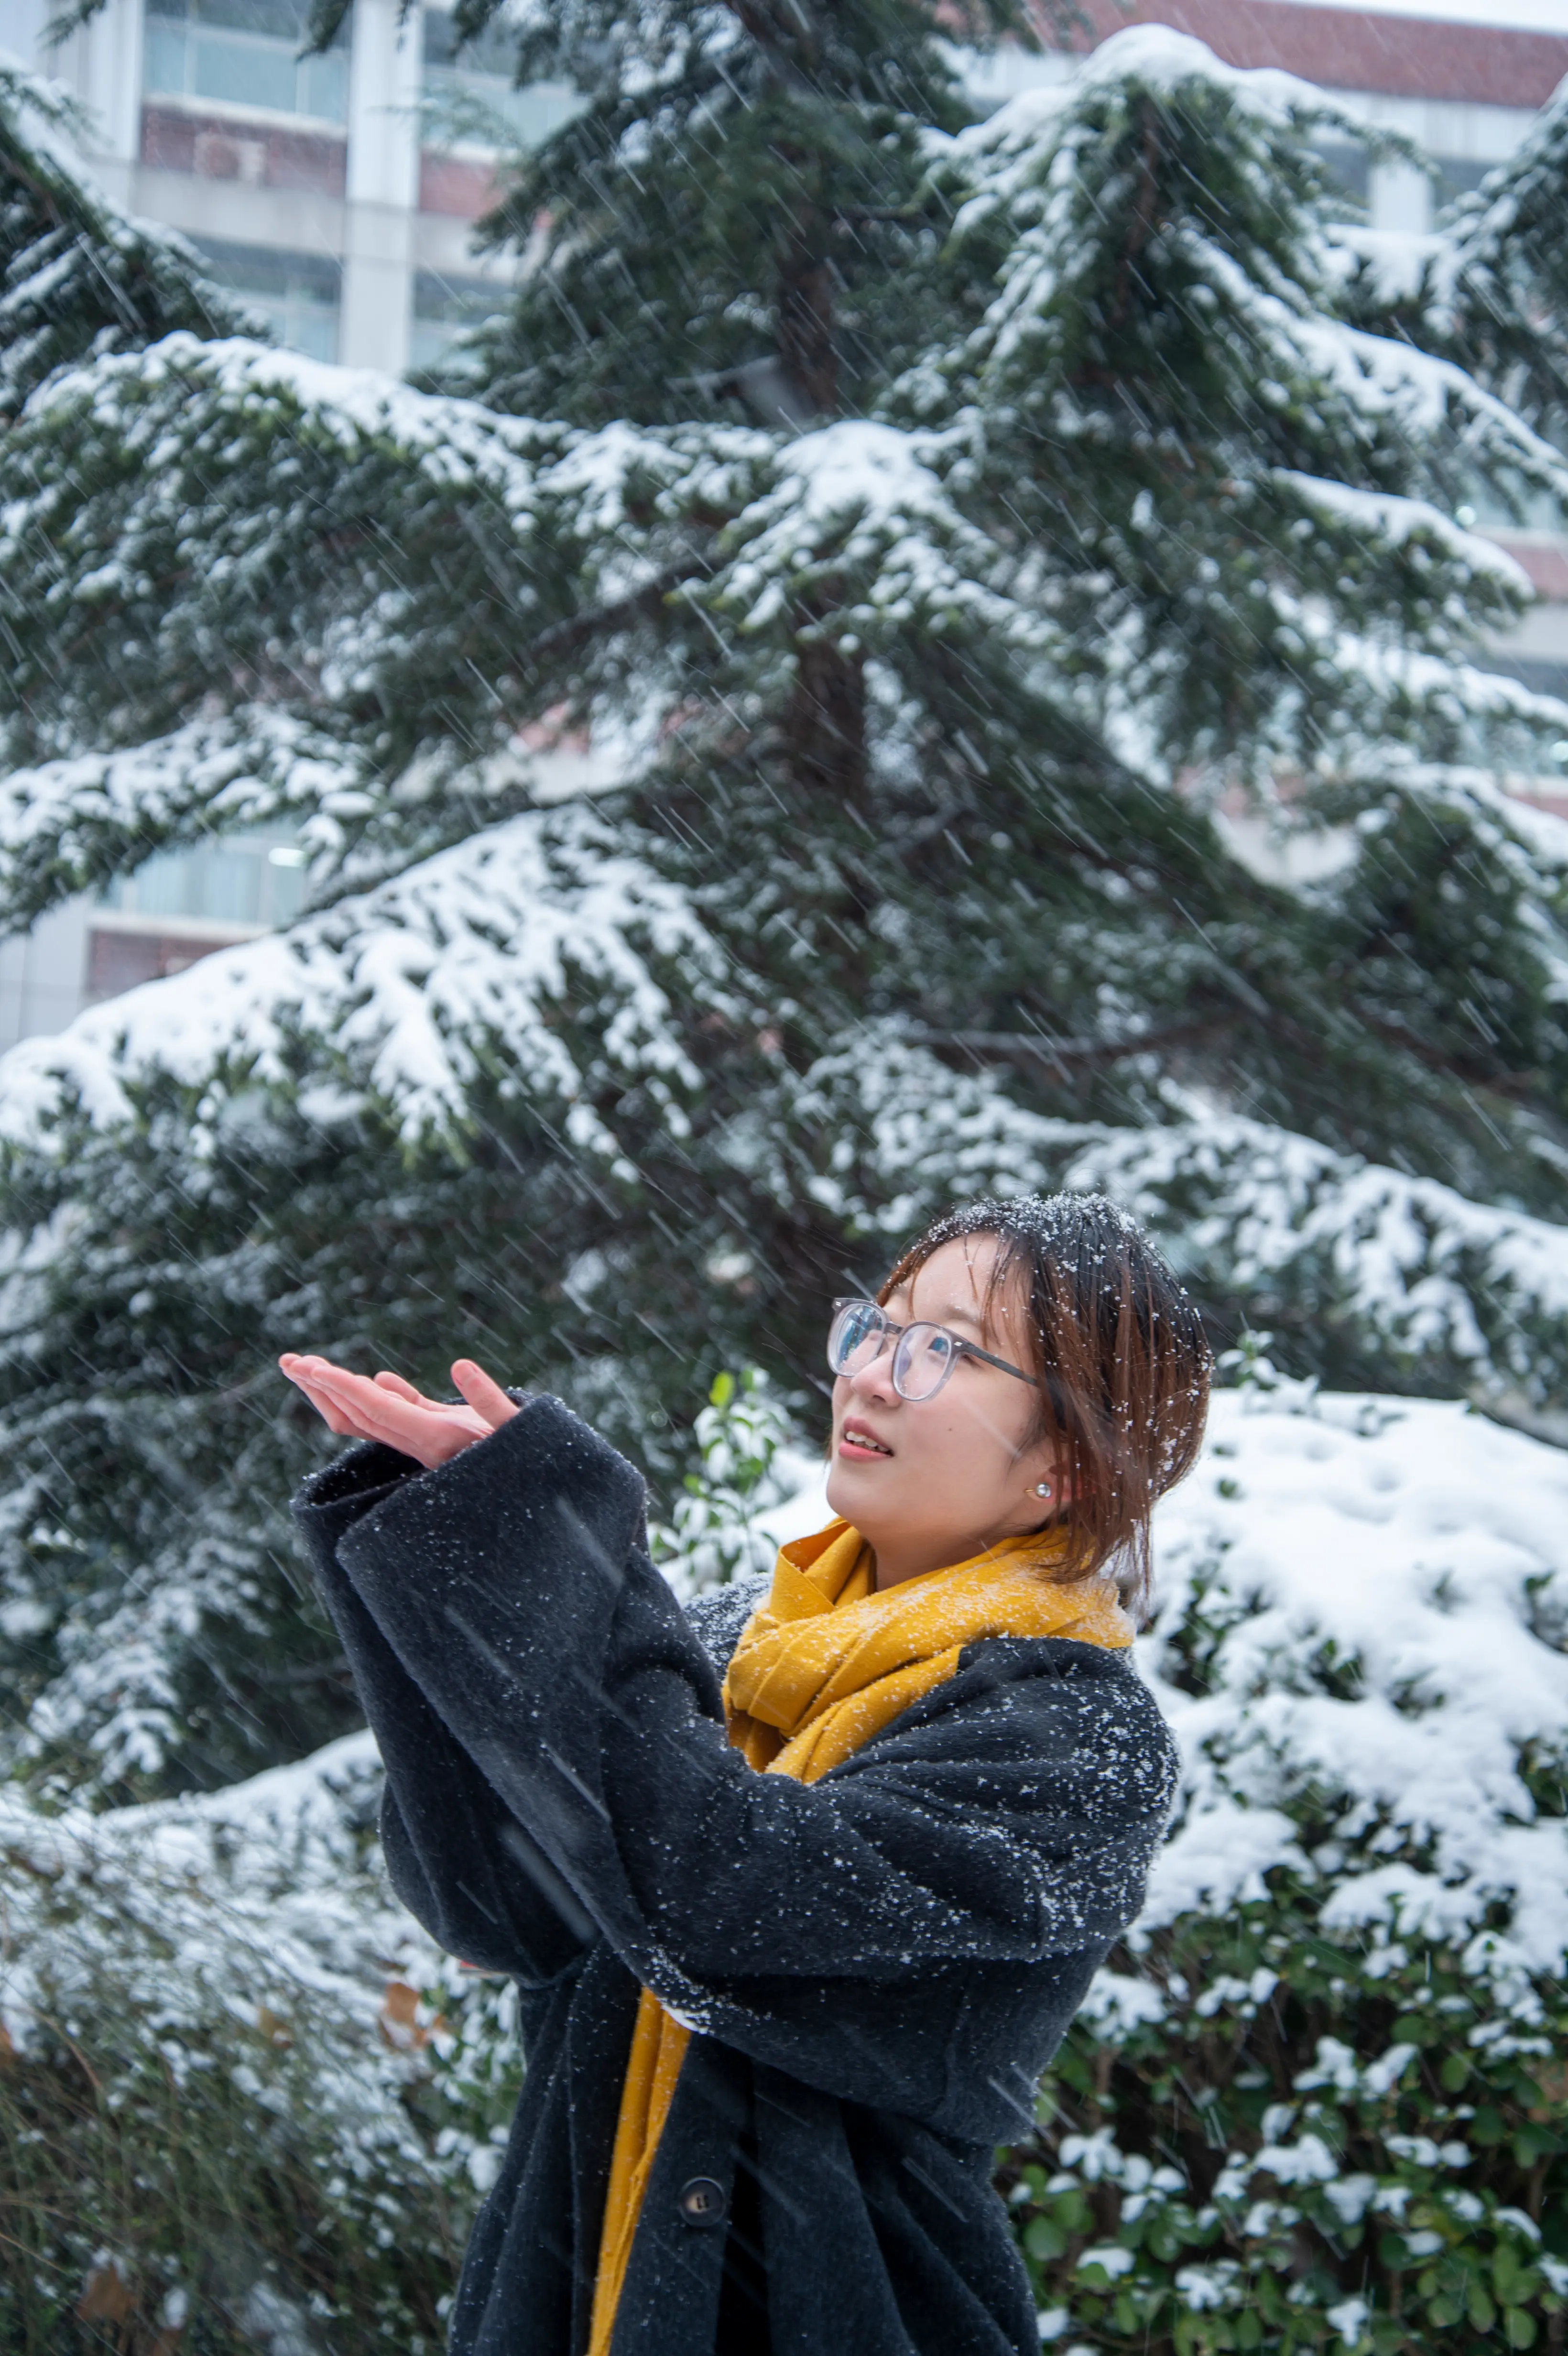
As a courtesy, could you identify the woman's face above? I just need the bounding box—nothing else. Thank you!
[825,1233,1062,1586]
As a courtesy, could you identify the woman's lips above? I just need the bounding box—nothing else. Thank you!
[839,1422,893,1459]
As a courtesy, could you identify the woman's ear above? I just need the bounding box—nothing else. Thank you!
[1024,1455,1073,1510]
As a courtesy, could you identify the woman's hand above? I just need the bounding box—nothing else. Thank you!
[279,1353,520,1470]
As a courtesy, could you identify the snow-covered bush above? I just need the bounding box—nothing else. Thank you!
[0,1736,519,2352]
[1009,1374,1568,2353]
[0,1364,800,2348]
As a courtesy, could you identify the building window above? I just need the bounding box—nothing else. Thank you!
[410,267,510,370]
[421,6,582,151]
[192,238,341,359]
[88,826,310,1002]
[1313,138,1370,210]
[144,0,350,126]
[1435,155,1493,211]
[98,826,310,932]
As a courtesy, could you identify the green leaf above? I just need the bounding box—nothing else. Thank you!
[1024,2215,1067,2262]
[1470,2286,1499,2333]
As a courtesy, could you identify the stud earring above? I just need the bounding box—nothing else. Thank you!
[1034,1481,1052,1499]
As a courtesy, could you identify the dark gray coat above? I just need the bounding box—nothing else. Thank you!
[291,1395,1179,2356]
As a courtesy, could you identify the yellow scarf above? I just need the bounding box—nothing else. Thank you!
[587,1519,1133,2356]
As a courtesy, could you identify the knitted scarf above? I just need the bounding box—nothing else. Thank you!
[587,1517,1133,2356]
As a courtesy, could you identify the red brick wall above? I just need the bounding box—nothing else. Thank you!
[418,150,501,219]
[1045,0,1568,107]
[87,928,233,1000]
[141,105,347,196]
[1493,541,1568,601]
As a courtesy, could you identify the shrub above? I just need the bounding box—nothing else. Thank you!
[0,1736,514,2353]
[1005,1365,1568,2354]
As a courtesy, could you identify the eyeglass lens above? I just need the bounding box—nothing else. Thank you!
[828,1303,961,1402]
[892,1325,959,1399]
[828,1301,886,1375]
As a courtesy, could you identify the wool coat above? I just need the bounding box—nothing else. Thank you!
[292,1394,1180,2356]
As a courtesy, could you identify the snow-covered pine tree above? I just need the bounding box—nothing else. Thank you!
[1356,75,1568,458]
[1,19,1568,1800]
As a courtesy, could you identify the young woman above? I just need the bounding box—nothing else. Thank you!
[281,1191,1209,2356]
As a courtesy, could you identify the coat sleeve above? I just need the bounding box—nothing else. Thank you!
[291,1438,591,1985]
[326,1399,1176,2030]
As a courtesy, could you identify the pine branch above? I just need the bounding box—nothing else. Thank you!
[516,553,715,674]
[909,1024,1220,1070]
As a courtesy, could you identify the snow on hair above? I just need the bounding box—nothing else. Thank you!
[879,1192,1212,1616]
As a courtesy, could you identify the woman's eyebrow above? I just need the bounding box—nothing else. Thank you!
[924,1300,987,1332]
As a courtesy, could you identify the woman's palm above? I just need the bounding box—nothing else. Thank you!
[279,1353,519,1468]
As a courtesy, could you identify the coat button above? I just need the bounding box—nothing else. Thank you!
[678,2176,727,2228]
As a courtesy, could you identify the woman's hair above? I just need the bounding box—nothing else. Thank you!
[878,1192,1211,1614]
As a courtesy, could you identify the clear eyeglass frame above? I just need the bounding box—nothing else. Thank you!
[827,1297,1039,1403]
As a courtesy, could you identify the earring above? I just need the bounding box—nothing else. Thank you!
[1034,1481,1052,1499]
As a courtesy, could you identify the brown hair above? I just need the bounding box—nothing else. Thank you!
[878,1192,1211,1615]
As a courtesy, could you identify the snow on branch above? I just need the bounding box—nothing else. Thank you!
[1273,470,1533,598]
[0,331,774,775]
[0,58,258,415]
[0,712,360,932]
[1434,64,1568,440]
[0,805,726,1155]
[730,1031,1568,1407]
[938,25,1568,516]
[703,417,1055,654]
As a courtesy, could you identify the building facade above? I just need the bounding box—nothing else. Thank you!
[0,0,1565,1050]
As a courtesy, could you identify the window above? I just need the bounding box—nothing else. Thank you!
[421,6,582,151]
[410,267,510,370]
[192,238,341,360]
[98,826,311,932]
[1313,138,1370,210]
[144,0,350,125]
[1435,155,1494,212]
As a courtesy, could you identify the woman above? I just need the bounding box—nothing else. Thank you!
[281,1191,1209,2356]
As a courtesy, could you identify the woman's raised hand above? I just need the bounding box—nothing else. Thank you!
[279,1353,520,1470]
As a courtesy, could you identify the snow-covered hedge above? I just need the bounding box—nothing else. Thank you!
[1013,1367,1568,2354]
[7,1367,1563,2351]
[0,1734,515,2351]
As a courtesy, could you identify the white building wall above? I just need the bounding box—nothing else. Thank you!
[340,0,422,375]
[0,899,93,1056]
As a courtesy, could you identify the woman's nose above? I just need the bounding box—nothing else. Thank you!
[848,1351,899,1407]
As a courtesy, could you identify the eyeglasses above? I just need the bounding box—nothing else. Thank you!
[827,1297,1040,1403]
